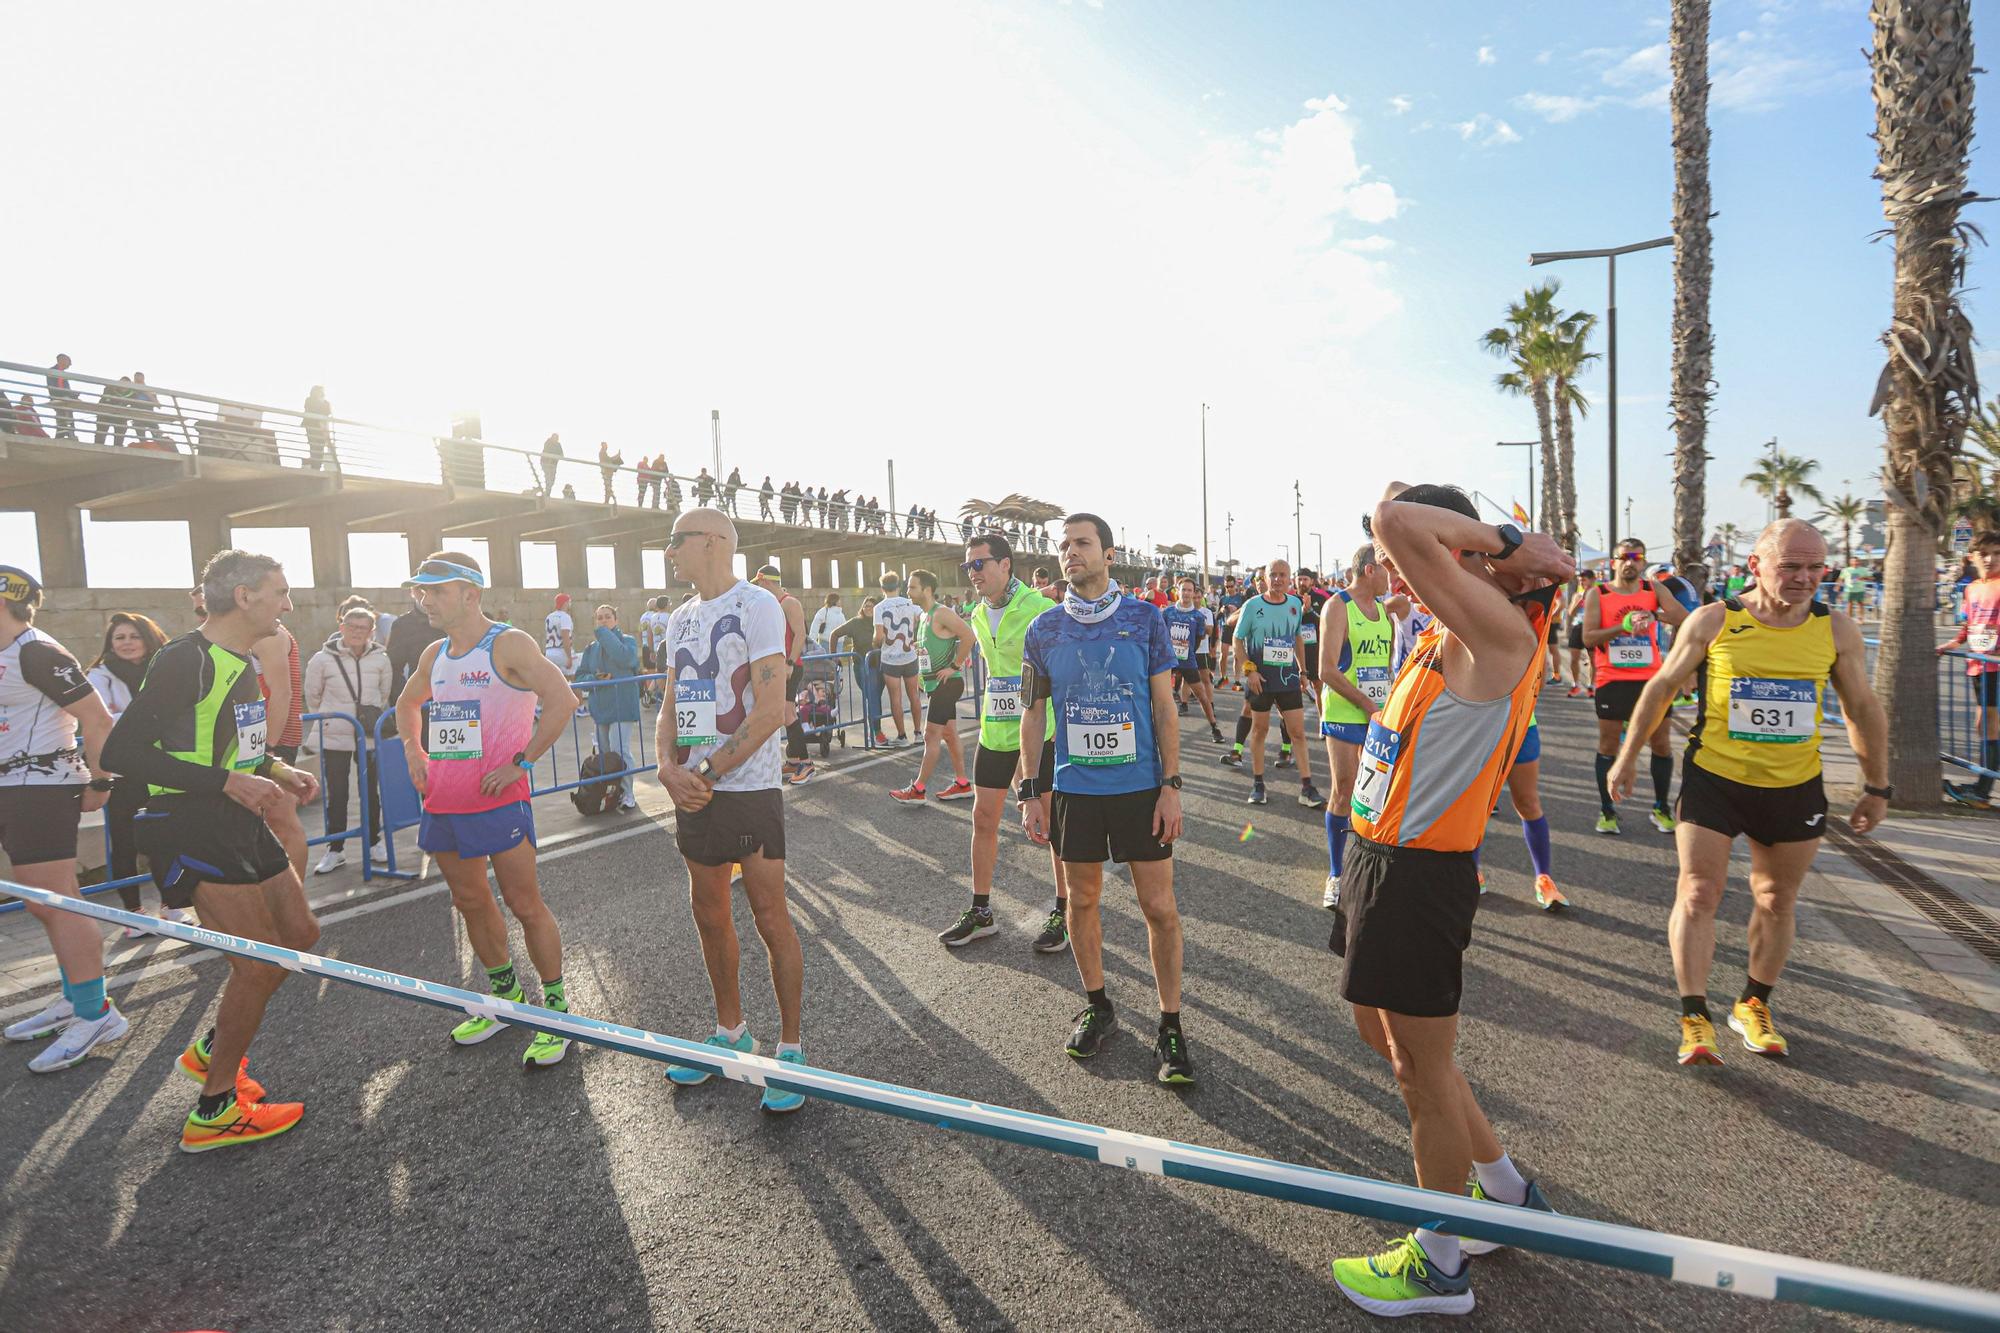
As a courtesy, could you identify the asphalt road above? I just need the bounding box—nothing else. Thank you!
[2,688,1995,1332]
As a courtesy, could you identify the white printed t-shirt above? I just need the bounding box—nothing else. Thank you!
[664,579,787,792]
[873,594,920,667]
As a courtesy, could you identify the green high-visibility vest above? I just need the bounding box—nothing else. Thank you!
[1319,591,1394,726]
[966,579,1055,751]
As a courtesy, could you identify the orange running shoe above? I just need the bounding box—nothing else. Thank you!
[1678,1013,1724,1066]
[1534,875,1568,912]
[176,1038,267,1105]
[180,1097,304,1153]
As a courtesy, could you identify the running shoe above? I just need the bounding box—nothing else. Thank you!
[1476,869,1487,895]
[788,761,815,786]
[1594,813,1620,836]
[939,907,997,947]
[162,908,196,926]
[889,782,927,803]
[450,1007,514,1046]
[1065,1005,1115,1059]
[176,1037,267,1104]
[1533,875,1567,912]
[1299,781,1326,810]
[27,1005,128,1074]
[1649,806,1676,834]
[313,847,346,875]
[890,734,912,749]
[1155,1028,1195,1085]
[1220,750,1243,768]
[1728,998,1789,1057]
[872,730,890,747]
[759,1048,807,1115]
[1276,750,1294,770]
[523,1029,571,1067]
[4,996,72,1042]
[1566,686,1584,699]
[180,1096,305,1154]
[1247,779,1268,805]
[666,1029,755,1086]
[1331,1233,1474,1318]
[1178,700,1189,716]
[1943,782,1993,808]
[1032,910,1069,954]
[1210,726,1224,744]
[1459,1179,1558,1257]
[1322,874,1341,911]
[936,778,974,802]
[1678,1013,1724,1066]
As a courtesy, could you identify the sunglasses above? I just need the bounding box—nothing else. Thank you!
[1616,551,1646,561]
[959,557,998,573]
[667,531,718,549]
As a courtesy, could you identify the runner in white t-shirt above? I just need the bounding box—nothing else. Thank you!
[543,594,576,677]
[872,575,923,746]
[637,596,669,707]
[655,508,807,1115]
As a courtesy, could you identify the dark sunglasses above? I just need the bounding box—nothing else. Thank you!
[667,530,718,549]
[959,557,998,573]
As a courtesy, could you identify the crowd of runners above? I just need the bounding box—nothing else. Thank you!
[3,488,1977,1319]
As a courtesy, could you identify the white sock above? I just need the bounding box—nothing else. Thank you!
[1414,1227,1462,1273]
[1474,1152,1529,1205]
[777,1041,803,1058]
[716,1021,747,1042]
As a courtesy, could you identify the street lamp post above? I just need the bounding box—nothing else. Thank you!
[1200,404,1211,595]
[1310,531,1324,574]
[1496,440,1538,527]
[1293,480,1303,574]
[1529,235,1671,551]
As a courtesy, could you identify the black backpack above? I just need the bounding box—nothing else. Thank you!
[571,748,626,816]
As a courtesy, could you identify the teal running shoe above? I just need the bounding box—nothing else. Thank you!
[666,1030,753,1086]
[1458,1178,1558,1256]
[759,1048,808,1115]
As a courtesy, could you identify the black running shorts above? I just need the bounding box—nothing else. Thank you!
[1677,757,1827,846]
[974,742,1054,791]
[0,784,83,867]
[1248,687,1304,714]
[134,794,292,909]
[1337,837,1480,1018]
[1593,679,1648,723]
[1566,623,1585,651]
[925,675,965,727]
[674,787,787,867]
[1050,788,1172,865]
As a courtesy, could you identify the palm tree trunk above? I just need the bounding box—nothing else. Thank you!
[1669,0,1714,571]
[1553,378,1580,553]
[1868,0,1980,807]
[1531,378,1557,537]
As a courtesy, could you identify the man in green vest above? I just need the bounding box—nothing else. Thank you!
[1317,545,1396,912]
[889,569,974,803]
[939,532,1070,954]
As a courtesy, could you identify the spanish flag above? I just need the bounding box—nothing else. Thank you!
[1511,501,1531,527]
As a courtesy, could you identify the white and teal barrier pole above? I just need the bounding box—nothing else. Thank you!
[11,883,1998,1332]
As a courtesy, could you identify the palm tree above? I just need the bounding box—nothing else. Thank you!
[1743,451,1824,518]
[1951,398,2000,527]
[1868,0,1980,807]
[1715,521,1743,565]
[1483,283,1563,534]
[1669,0,1716,572]
[1547,314,1598,555]
[1816,494,1869,568]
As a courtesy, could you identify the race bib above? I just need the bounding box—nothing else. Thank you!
[1607,635,1656,669]
[984,675,1023,721]
[1067,715,1137,765]
[1357,665,1390,707]
[231,700,267,770]
[1352,720,1401,822]
[426,700,483,760]
[675,678,720,745]
[1971,626,1998,655]
[1298,622,1317,646]
[1261,639,1296,667]
[1170,626,1192,661]
[918,645,934,675]
[1728,678,1817,743]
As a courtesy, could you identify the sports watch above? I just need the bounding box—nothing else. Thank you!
[1163,774,1183,791]
[1015,777,1040,802]
[511,750,530,769]
[696,757,719,782]
[1489,523,1524,562]
[1863,783,1893,800]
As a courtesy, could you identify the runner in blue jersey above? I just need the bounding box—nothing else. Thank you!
[1162,578,1223,742]
[1019,513,1193,1085]
[1232,560,1326,810]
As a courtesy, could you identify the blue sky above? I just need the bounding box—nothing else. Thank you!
[3,0,1991,587]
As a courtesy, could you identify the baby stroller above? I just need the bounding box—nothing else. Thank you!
[794,680,837,758]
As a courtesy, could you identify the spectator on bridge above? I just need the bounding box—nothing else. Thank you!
[2,392,48,439]
[129,372,165,446]
[809,593,844,650]
[759,475,775,521]
[86,611,175,928]
[635,453,657,508]
[722,466,743,515]
[816,486,830,526]
[540,432,564,496]
[598,441,623,507]
[46,354,78,439]
[779,481,799,524]
[830,489,851,530]
[694,467,715,506]
[663,469,683,515]
[387,585,444,698]
[577,604,641,811]
[304,606,391,873]
[94,376,136,448]
[304,385,337,471]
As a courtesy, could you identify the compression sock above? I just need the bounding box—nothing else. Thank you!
[1051,897,1066,915]
[69,976,108,1020]
[1978,739,1999,798]
[1086,987,1112,1015]
[195,1088,237,1121]
[1158,1009,1182,1034]
[1682,995,1711,1021]
[486,962,520,999]
[1521,816,1553,878]
[1325,812,1350,877]
[972,893,991,912]
[1473,1152,1529,1206]
[541,976,568,1013]
[1650,752,1674,812]
[1235,713,1253,745]
[1741,976,1774,1006]
[1593,753,1616,816]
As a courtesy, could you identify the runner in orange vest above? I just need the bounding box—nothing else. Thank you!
[1581,539,1689,836]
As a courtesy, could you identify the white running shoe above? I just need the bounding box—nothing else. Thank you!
[1322,875,1341,911]
[27,1005,129,1073]
[313,848,347,875]
[162,907,195,926]
[4,996,73,1042]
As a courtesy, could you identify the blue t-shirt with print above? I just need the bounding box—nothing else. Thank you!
[1024,595,1176,796]
[1161,605,1210,666]
[1232,594,1304,692]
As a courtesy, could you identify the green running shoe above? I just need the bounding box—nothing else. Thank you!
[1332,1233,1473,1317]
[451,1012,509,1046]
[1594,812,1620,836]
[1649,806,1676,834]
[667,1029,754,1086]
[523,1029,571,1067]
[759,1048,807,1114]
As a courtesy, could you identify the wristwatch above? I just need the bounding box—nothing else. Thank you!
[1863,782,1893,799]
[87,777,115,792]
[696,757,718,782]
[1489,523,1524,562]
[1016,777,1039,802]
[511,750,530,769]
[1163,774,1183,791]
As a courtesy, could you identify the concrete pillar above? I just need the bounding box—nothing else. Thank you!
[613,538,644,590]
[186,511,233,580]
[309,520,352,589]
[780,553,804,590]
[31,505,87,589]
[406,526,443,570]
[487,537,523,590]
[555,537,588,590]
[810,555,836,591]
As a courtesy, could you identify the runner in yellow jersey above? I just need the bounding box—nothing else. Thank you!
[1609,520,1889,1066]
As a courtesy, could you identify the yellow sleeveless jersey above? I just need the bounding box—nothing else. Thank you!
[1687,597,1837,788]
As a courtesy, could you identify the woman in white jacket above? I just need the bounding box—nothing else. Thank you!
[86,612,177,933]
[302,607,393,873]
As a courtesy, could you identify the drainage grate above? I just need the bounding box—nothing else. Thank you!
[1825,822,2000,967]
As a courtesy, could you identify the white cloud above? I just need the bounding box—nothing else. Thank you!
[1387,94,1413,115]
[1304,91,1349,113]
[1453,112,1520,146]
[1535,49,1553,65]
[1341,235,1396,253]
[1476,45,1497,65]
[1515,91,1602,122]
[1579,23,1855,115]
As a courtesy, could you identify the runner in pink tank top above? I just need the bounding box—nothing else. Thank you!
[424,623,538,813]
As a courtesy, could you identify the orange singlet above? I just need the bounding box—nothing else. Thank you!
[1351,594,1550,853]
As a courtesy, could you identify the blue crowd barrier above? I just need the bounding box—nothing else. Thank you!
[1940,647,1999,783]
[10,882,1999,1333]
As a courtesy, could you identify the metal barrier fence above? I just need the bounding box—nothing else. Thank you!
[8,882,1998,1332]
[1940,648,1999,784]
